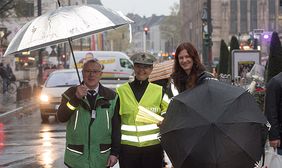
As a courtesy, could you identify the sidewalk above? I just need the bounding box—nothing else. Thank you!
[0,93,38,122]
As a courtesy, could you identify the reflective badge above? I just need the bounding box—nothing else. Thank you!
[91,110,96,119]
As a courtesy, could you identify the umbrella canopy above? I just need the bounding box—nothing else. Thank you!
[4,4,132,56]
[149,59,174,82]
[160,79,267,168]
[4,4,132,83]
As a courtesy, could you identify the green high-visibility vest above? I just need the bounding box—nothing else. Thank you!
[116,82,168,147]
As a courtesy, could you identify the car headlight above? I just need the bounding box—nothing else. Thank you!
[40,94,49,102]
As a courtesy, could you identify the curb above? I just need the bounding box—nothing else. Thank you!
[0,99,39,123]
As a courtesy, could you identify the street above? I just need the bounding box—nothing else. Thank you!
[0,108,124,168]
[0,109,66,167]
[0,107,173,168]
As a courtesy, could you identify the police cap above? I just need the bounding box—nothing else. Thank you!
[131,52,156,65]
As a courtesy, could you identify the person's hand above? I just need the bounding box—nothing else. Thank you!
[269,139,281,149]
[106,155,118,167]
[75,84,89,99]
[157,120,163,127]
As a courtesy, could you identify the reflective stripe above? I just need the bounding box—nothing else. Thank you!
[74,110,78,130]
[121,124,159,132]
[121,133,160,143]
[100,147,111,154]
[67,101,76,110]
[67,147,83,155]
[106,109,109,130]
[139,133,160,142]
[122,134,138,142]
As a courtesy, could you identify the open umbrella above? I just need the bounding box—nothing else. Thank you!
[4,4,132,83]
[160,79,268,168]
[149,59,174,82]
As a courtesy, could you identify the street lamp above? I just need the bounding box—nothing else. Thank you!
[201,0,212,70]
[0,30,4,57]
[143,26,149,52]
[161,31,175,54]
[201,4,209,66]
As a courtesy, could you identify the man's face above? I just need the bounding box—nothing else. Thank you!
[82,62,103,89]
[133,63,153,81]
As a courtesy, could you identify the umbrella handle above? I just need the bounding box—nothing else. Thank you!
[68,38,82,84]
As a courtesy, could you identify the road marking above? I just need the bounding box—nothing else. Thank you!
[0,107,23,118]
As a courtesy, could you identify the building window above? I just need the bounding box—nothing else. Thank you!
[15,2,34,17]
[240,0,247,33]
[230,0,237,34]
[250,0,257,30]
[269,0,276,31]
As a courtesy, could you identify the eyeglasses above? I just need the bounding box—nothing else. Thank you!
[134,63,153,69]
[83,69,102,75]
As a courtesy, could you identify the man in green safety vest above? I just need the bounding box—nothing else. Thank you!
[57,59,120,168]
[116,53,169,168]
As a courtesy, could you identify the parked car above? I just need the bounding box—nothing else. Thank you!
[39,69,128,122]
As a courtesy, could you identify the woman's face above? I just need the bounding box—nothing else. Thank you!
[178,49,194,75]
[133,63,153,81]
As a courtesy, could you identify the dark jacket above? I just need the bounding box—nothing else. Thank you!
[57,83,121,167]
[0,65,9,79]
[196,71,215,85]
[265,72,282,141]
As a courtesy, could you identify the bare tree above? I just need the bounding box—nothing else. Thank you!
[0,0,15,18]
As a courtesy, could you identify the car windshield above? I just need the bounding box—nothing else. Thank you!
[45,71,81,88]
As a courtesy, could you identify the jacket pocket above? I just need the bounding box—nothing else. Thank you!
[67,144,84,155]
[100,144,111,154]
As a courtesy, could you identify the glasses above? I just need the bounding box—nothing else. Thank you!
[83,69,102,75]
[134,64,153,69]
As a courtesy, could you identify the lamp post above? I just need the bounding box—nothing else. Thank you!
[201,0,212,71]
[0,29,5,57]
[143,27,149,52]
[161,31,175,54]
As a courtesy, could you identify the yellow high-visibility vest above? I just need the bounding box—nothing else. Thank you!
[116,83,168,147]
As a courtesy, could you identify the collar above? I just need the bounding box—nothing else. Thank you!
[87,84,99,96]
[132,77,149,86]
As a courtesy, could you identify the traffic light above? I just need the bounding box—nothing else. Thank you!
[144,27,149,35]
[0,27,11,40]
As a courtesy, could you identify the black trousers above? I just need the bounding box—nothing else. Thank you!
[119,144,164,168]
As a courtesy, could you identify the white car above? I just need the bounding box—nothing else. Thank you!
[39,69,127,122]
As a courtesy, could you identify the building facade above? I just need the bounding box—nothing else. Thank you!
[180,0,282,64]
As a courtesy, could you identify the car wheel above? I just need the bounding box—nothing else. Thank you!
[55,114,59,122]
[41,113,49,122]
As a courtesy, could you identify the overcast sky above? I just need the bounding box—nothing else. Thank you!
[101,0,179,17]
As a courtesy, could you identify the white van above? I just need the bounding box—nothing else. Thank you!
[70,51,133,80]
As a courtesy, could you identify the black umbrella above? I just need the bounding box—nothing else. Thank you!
[160,79,267,168]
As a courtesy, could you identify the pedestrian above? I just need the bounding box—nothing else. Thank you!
[265,72,282,155]
[57,58,120,168]
[116,52,169,168]
[0,63,9,94]
[6,64,15,81]
[171,42,214,93]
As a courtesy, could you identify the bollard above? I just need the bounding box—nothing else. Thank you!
[16,86,24,101]
[17,80,32,101]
